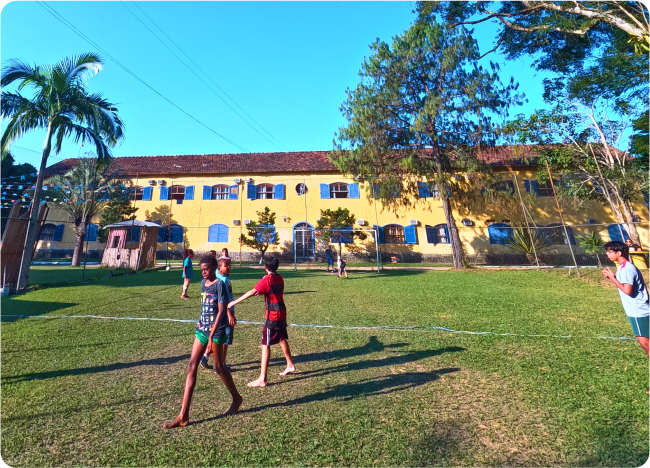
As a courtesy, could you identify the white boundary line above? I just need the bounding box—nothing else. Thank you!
[1,314,636,341]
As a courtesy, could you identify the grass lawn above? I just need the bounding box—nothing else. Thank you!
[2,267,648,466]
[28,266,131,288]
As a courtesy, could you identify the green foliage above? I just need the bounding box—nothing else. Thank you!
[577,231,604,254]
[315,207,367,254]
[239,207,279,263]
[97,194,138,244]
[504,226,553,256]
[1,151,36,178]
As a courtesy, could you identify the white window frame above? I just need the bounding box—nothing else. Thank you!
[257,184,274,200]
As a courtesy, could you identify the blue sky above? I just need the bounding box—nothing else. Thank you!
[1,1,554,168]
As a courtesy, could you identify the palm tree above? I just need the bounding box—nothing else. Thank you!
[1,53,124,289]
[48,156,123,266]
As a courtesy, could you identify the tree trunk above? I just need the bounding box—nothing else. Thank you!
[441,195,464,269]
[620,199,642,245]
[16,122,55,290]
[72,221,87,267]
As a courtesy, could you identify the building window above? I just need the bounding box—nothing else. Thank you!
[544,223,576,245]
[257,184,274,199]
[170,185,185,200]
[296,183,307,195]
[434,224,449,243]
[330,183,349,199]
[384,224,405,244]
[39,223,56,241]
[488,223,513,245]
[493,180,515,195]
[587,218,597,225]
[212,185,230,200]
[536,180,554,197]
[132,186,144,201]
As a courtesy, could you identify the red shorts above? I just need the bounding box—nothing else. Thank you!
[261,325,288,346]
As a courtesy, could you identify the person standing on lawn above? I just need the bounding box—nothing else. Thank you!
[337,254,348,279]
[164,256,242,429]
[228,257,296,387]
[325,245,334,272]
[181,249,194,299]
[602,241,650,356]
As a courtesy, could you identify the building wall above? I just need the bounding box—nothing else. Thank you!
[40,168,650,259]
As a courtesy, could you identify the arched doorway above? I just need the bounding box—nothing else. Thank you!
[294,222,315,259]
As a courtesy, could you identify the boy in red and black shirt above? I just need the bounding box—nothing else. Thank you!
[228,257,296,387]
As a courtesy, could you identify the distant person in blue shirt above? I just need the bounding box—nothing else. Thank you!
[325,246,334,272]
[602,241,650,357]
[181,249,194,299]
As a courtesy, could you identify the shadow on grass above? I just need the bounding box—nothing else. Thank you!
[0,300,78,322]
[1,353,191,384]
[196,366,460,425]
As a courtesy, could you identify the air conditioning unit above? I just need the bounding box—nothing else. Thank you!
[461,218,474,226]
[244,178,253,183]
[157,180,166,186]
[244,219,251,225]
[233,178,241,184]
[409,219,418,226]
[357,219,366,226]
[233,220,240,226]
[148,180,156,186]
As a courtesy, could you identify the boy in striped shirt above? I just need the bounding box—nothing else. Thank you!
[228,257,296,387]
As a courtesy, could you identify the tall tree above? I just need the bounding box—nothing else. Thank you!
[97,192,138,244]
[239,207,279,264]
[48,157,122,266]
[315,208,367,256]
[1,53,124,289]
[332,20,524,268]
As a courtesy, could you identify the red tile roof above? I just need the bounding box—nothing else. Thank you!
[44,146,540,178]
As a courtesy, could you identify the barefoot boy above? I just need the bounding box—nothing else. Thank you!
[163,256,242,429]
[228,257,296,387]
[602,241,650,356]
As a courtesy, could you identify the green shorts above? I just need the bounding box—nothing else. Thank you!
[195,329,229,346]
[627,316,649,338]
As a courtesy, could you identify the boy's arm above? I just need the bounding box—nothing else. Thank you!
[602,268,634,295]
[208,302,227,344]
[228,288,258,309]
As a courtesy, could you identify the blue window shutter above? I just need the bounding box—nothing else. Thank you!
[84,223,98,242]
[531,180,539,196]
[608,224,629,242]
[320,183,330,199]
[208,224,219,242]
[247,184,257,199]
[348,183,359,199]
[524,179,530,193]
[566,226,576,245]
[53,224,64,241]
[341,226,354,243]
[372,184,380,199]
[373,225,385,244]
[425,225,437,244]
[159,186,169,201]
[158,226,166,242]
[142,187,153,201]
[229,185,239,200]
[203,185,212,200]
[418,182,430,198]
[274,184,285,200]
[184,185,194,200]
[443,224,450,243]
[170,224,183,243]
[488,223,513,245]
[127,226,140,242]
[404,225,417,244]
[218,224,229,243]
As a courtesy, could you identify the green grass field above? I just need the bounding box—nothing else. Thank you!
[2,267,648,466]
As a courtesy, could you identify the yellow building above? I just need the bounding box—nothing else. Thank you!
[38,148,649,265]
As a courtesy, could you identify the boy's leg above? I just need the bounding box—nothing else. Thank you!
[163,337,206,429]
[181,278,190,298]
[221,345,228,366]
[278,339,296,376]
[248,345,270,387]
[636,336,649,356]
[213,342,242,415]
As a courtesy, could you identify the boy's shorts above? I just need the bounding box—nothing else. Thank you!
[195,326,233,346]
[261,325,288,346]
[627,315,649,338]
[326,257,334,266]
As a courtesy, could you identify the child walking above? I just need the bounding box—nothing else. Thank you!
[602,241,650,356]
[163,256,242,429]
[337,254,348,279]
[228,257,295,387]
[181,249,194,299]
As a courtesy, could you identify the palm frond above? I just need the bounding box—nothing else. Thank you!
[0,58,47,89]
[504,226,553,255]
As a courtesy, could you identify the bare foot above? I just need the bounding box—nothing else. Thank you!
[223,394,243,415]
[163,415,188,429]
[279,365,296,376]
[247,377,267,388]
[181,295,188,299]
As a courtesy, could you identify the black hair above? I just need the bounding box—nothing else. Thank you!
[182,248,194,259]
[217,257,229,268]
[209,250,217,257]
[264,256,280,272]
[200,255,218,269]
[221,248,229,256]
[603,241,629,260]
